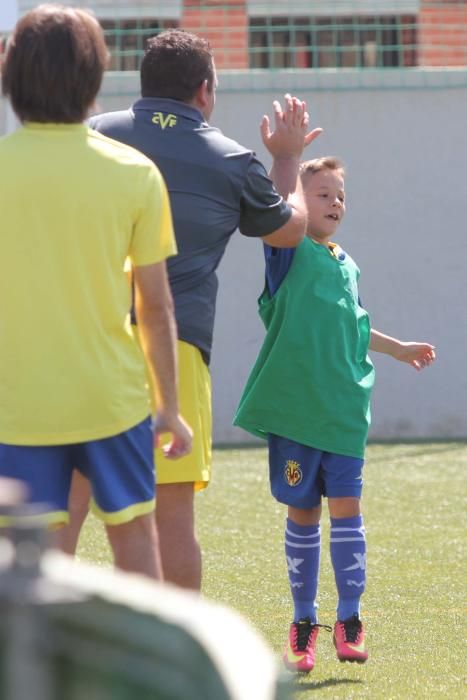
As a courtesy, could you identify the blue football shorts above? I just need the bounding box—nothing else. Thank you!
[268,433,364,509]
[0,416,155,527]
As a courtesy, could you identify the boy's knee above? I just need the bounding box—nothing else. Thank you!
[288,503,322,526]
[328,497,361,519]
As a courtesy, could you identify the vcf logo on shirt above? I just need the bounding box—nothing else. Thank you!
[284,460,303,487]
[152,112,177,129]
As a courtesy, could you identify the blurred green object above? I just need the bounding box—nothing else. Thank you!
[0,522,290,700]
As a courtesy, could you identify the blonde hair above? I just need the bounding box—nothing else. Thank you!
[300,156,345,180]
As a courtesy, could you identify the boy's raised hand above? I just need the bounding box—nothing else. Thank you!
[260,93,322,159]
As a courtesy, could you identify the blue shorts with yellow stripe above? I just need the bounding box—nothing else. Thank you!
[0,417,155,527]
[268,434,364,509]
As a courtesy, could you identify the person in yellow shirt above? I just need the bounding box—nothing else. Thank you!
[0,4,192,579]
[65,29,321,591]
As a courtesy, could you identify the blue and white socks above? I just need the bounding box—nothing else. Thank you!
[285,518,321,623]
[330,514,366,621]
[285,514,366,623]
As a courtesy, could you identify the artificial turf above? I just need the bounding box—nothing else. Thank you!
[77,442,466,699]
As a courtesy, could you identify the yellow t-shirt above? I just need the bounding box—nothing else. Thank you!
[0,123,176,444]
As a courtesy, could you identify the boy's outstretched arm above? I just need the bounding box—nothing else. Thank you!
[369,329,436,371]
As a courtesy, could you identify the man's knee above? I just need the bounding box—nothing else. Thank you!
[106,511,156,546]
[156,482,195,520]
[157,482,195,498]
[105,512,161,579]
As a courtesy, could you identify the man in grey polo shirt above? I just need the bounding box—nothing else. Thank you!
[66,29,321,590]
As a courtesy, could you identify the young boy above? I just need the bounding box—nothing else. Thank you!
[234,157,435,673]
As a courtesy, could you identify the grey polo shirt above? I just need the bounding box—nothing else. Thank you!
[89,98,292,364]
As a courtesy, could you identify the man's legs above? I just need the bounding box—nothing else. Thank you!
[63,473,204,587]
[53,506,163,580]
[106,512,163,580]
[0,422,162,579]
[68,418,161,578]
[56,469,91,555]
[155,482,201,590]
[154,341,211,591]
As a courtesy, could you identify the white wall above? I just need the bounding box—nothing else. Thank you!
[0,1,17,32]
[2,69,466,442]
[209,71,467,443]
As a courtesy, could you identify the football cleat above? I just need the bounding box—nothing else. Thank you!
[333,614,368,663]
[283,618,331,673]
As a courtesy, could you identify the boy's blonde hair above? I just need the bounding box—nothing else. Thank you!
[300,156,345,180]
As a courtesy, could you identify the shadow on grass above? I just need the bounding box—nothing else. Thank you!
[293,677,364,693]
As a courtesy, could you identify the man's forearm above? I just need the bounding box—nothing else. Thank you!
[137,302,179,418]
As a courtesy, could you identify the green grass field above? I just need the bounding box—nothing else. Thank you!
[77,442,466,699]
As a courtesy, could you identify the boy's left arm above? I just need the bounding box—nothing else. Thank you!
[369,329,436,371]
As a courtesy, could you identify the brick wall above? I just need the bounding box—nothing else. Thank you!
[182,0,248,69]
[419,2,467,66]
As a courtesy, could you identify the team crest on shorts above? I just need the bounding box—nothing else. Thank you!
[284,460,303,487]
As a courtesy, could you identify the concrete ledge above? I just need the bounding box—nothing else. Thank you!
[100,67,467,99]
